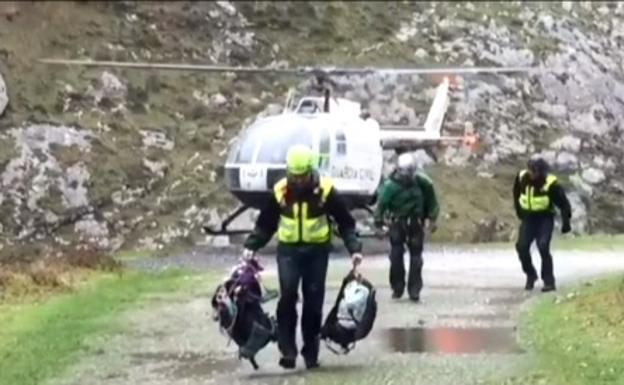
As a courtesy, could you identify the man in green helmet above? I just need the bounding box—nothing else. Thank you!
[373,153,439,302]
[243,144,363,370]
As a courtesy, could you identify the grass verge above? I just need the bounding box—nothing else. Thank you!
[439,233,624,252]
[502,276,624,385]
[0,268,209,385]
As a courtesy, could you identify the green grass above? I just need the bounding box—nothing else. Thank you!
[502,276,624,385]
[0,268,213,385]
[445,234,624,252]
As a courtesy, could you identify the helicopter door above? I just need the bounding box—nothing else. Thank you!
[331,121,380,195]
[317,125,331,176]
[329,126,350,185]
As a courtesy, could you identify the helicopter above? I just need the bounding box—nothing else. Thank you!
[38,58,534,237]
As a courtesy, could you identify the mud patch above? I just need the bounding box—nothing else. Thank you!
[484,295,526,306]
[130,351,239,379]
[385,327,523,354]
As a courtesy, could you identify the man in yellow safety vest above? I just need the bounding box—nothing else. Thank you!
[243,144,363,370]
[513,157,572,292]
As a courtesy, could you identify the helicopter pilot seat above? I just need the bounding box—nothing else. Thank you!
[296,98,323,114]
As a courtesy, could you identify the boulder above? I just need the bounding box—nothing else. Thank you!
[0,71,7,116]
[581,168,606,185]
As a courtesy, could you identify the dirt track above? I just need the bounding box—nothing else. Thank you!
[48,245,624,385]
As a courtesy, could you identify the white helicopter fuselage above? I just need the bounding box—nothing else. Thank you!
[223,78,454,210]
[223,96,385,209]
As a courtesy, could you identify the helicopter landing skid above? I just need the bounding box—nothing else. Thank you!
[202,205,254,236]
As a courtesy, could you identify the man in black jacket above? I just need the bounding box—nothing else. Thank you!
[243,144,363,370]
[513,157,572,292]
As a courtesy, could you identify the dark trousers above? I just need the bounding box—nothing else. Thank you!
[388,217,425,299]
[515,215,555,285]
[275,244,329,362]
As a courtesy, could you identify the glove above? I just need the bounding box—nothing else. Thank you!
[426,219,438,234]
[242,248,256,261]
[351,252,363,268]
[562,221,571,234]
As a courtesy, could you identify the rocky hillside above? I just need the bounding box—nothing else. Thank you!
[1,1,623,260]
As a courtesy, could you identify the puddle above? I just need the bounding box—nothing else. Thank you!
[433,313,510,322]
[385,327,523,354]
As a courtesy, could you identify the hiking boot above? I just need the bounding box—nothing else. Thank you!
[391,287,404,299]
[305,359,320,370]
[525,276,537,291]
[541,284,556,293]
[278,357,296,370]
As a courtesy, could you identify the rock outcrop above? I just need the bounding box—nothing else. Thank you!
[0,71,7,116]
[1,2,623,256]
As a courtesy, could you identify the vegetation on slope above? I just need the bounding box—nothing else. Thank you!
[501,276,624,385]
[0,267,210,385]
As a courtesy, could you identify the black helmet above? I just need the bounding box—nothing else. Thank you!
[528,157,549,176]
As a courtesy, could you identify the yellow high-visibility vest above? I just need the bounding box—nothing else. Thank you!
[518,170,558,212]
[273,176,333,244]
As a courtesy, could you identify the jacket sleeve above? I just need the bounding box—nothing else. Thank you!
[373,182,390,225]
[513,173,522,219]
[550,181,572,223]
[416,173,440,221]
[243,194,280,251]
[325,187,363,254]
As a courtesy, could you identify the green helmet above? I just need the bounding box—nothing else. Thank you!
[286,144,314,175]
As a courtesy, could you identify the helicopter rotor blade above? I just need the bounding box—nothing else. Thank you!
[37,58,308,74]
[38,58,538,76]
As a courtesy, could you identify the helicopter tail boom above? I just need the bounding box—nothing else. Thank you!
[379,76,450,146]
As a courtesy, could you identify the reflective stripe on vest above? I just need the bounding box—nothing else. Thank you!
[518,170,557,211]
[273,177,333,243]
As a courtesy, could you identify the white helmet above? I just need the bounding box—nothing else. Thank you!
[397,153,416,170]
[336,280,371,330]
[395,153,416,181]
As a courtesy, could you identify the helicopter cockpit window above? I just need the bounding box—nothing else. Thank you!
[297,99,320,114]
[336,129,347,155]
[233,122,267,163]
[256,125,314,164]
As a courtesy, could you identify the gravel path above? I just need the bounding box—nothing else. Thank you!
[47,245,624,385]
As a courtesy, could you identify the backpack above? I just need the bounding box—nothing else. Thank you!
[320,269,377,354]
[211,258,278,370]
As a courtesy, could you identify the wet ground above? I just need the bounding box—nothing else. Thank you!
[47,245,624,385]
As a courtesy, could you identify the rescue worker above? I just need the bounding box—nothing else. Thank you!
[373,153,439,302]
[513,157,572,292]
[242,144,363,370]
